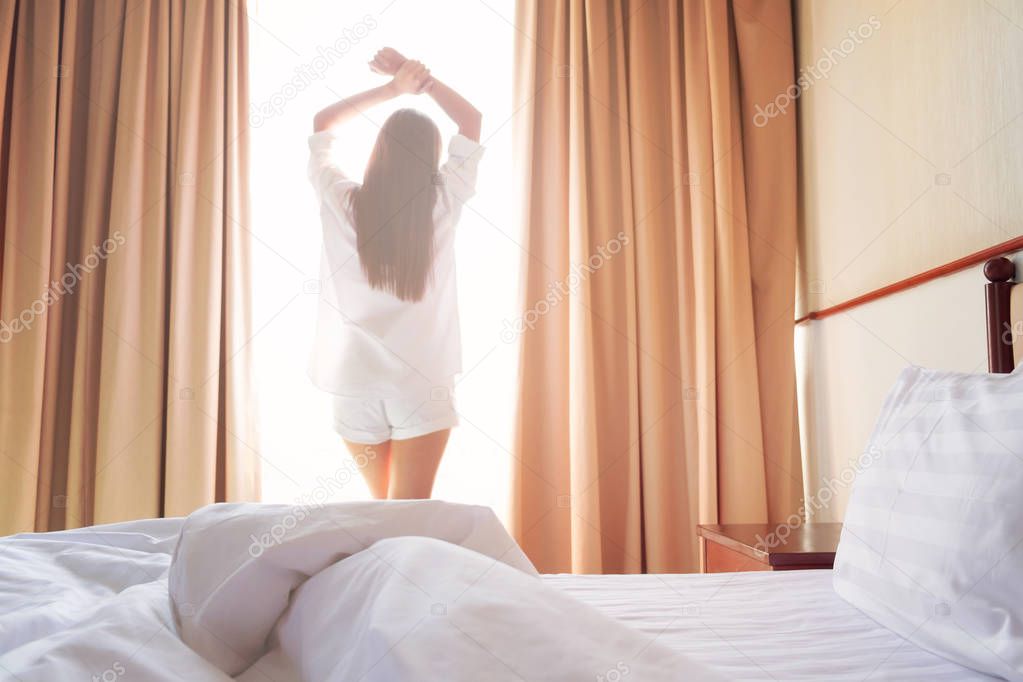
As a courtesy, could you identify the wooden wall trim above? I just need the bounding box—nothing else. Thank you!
[795,236,1023,324]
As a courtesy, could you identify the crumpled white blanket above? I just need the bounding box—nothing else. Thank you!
[2,501,722,681]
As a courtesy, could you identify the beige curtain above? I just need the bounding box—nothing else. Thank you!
[0,0,258,535]
[510,0,802,573]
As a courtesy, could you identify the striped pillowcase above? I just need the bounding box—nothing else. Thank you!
[833,365,1023,681]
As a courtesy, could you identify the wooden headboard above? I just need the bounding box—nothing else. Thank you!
[984,256,1019,373]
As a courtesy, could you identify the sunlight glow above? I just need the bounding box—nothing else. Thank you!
[247,1,519,520]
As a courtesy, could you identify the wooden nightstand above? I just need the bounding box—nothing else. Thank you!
[697,523,842,573]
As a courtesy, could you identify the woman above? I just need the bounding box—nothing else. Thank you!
[307,48,483,500]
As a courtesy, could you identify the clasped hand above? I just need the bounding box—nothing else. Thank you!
[370,47,433,95]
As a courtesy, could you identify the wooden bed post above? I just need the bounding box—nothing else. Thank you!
[984,256,1016,373]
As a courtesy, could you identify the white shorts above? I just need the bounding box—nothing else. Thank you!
[332,383,458,444]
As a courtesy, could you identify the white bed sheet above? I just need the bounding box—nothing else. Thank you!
[544,571,997,681]
[0,516,998,681]
[2,512,716,682]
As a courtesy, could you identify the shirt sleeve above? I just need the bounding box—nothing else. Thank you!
[307,129,358,202]
[438,134,485,205]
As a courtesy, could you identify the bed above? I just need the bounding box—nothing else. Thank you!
[548,571,995,681]
[1,255,1020,681]
[0,516,997,682]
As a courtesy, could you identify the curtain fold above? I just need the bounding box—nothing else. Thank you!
[0,0,258,535]
[510,0,802,573]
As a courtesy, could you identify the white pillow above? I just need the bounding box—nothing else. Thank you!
[833,365,1023,681]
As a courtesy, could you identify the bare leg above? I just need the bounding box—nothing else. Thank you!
[344,439,391,499]
[387,429,450,499]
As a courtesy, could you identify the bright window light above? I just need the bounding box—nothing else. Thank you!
[247,1,519,521]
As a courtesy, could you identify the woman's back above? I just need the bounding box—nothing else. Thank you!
[307,127,484,397]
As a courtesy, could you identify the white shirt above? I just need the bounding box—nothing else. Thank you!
[307,129,484,397]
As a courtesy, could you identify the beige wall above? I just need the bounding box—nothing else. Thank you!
[794,0,1023,521]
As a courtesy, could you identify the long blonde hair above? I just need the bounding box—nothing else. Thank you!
[349,108,441,302]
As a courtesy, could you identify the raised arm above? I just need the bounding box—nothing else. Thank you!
[370,48,482,141]
[427,80,482,142]
[312,60,432,133]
